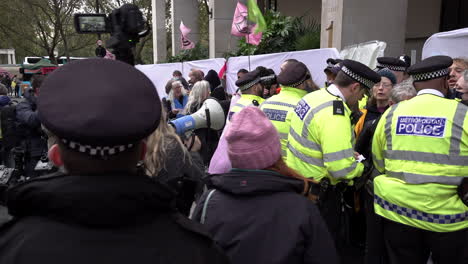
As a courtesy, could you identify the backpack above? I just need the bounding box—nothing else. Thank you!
[1,100,20,149]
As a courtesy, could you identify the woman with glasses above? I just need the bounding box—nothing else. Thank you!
[354,68,397,264]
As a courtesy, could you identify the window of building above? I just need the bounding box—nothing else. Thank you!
[440,0,468,31]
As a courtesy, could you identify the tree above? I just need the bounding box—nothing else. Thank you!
[0,0,97,64]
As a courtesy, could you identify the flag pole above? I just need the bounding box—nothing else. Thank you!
[247,35,251,71]
[247,2,251,71]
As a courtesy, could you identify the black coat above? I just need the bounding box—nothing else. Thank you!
[15,88,47,158]
[193,169,339,264]
[188,103,220,166]
[0,173,230,264]
[355,104,388,159]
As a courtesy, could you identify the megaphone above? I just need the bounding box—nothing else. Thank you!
[170,98,227,135]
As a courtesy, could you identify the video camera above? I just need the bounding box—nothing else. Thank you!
[74,4,150,65]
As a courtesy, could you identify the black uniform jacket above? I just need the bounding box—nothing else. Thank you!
[0,173,230,264]
[193,169,339,264]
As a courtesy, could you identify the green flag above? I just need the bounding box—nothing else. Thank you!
[247,0,266,33]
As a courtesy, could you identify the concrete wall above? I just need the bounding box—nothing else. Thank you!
[341,0,408,57]
[277,0,321,23]
[152,0,166,63]
[171,0,199,56]
[209,0,238,58]
[404,0,441,63]
[320,0,343,49]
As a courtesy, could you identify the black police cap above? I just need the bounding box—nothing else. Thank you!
[38,59,161,156]
[407,55,453,82]
[326,58,343,67]
[341,59,381,89]
[277,61,311,87]
[235,69,262,91]
[376,57,408,72]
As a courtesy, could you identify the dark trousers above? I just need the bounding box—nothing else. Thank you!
[382,217,468,264]
[319,186,364,264]
[319,187,346,246]
[364,190,387,264]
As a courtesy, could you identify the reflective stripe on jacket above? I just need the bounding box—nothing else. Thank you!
[260,87,308,160]
[286,88,363,185]
[227,94,264,124]
[372,93,468,232]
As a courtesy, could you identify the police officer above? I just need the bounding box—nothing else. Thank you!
[287,59,381,247]
[324,58,343,87]
[260,61,315,160]
[228,69,265,122]
[372,55,468,264]
[0,59,229,264]
[376,56,410,84]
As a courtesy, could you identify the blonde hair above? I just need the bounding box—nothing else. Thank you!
[144,109,190,177]
[184,80,210,114]
[167,81,188,109]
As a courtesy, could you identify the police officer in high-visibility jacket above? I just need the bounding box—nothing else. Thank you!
[260,61,317,159]
[227,69,265,123]
[372,55,468,263]
[287,59,381,244]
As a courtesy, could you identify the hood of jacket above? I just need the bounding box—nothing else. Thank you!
[6,173,177,227]
[208,169,305,196]
[23,88,37,106]
[0,95,11,107]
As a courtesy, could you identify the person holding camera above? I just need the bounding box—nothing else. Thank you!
[0,59,229,264]
[15,74,48,178]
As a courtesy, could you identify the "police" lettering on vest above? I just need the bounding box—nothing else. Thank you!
[396,116,446,138]
[263,108,288,122]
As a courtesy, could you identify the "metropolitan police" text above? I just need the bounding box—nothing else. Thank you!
[396,116,446,138]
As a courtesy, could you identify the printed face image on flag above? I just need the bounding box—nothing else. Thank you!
[180,21,195,50]
[231,2,253,37]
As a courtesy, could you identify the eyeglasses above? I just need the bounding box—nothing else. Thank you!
[374,82,392,89]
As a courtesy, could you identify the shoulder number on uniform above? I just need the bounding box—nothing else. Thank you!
[294,100,310,121]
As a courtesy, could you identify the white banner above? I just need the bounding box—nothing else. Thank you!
[422,28,468,60]
[181,58,226,80]
[136,63,182,98]
[137,58,227,98]
[225,48,340,94]
[340,40,387,69]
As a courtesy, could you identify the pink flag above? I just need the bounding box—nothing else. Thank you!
[246,25,262,46]
[231,1,250,37]
[104,49,116,60]
[231,1,263,45]
[180,21,195,50]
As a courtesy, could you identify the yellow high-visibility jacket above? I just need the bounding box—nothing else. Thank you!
[260,87,308,160]
[286,88,363,185]
[372,91,468,232]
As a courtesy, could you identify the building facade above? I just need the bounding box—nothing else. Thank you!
[151,0,468,63]
[0,49,16,65]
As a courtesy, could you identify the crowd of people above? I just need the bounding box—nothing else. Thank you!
[0,53,466,264]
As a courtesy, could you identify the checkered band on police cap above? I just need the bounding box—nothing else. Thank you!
[341,65,375,89]
[62,139,135,157]
[239,78,261,91]
[260,74,275,82]
[376,63,406,72]
[411,68,450,82]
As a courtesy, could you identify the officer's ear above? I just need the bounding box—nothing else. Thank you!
[48,144,63,167]
[349,82,360,94]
